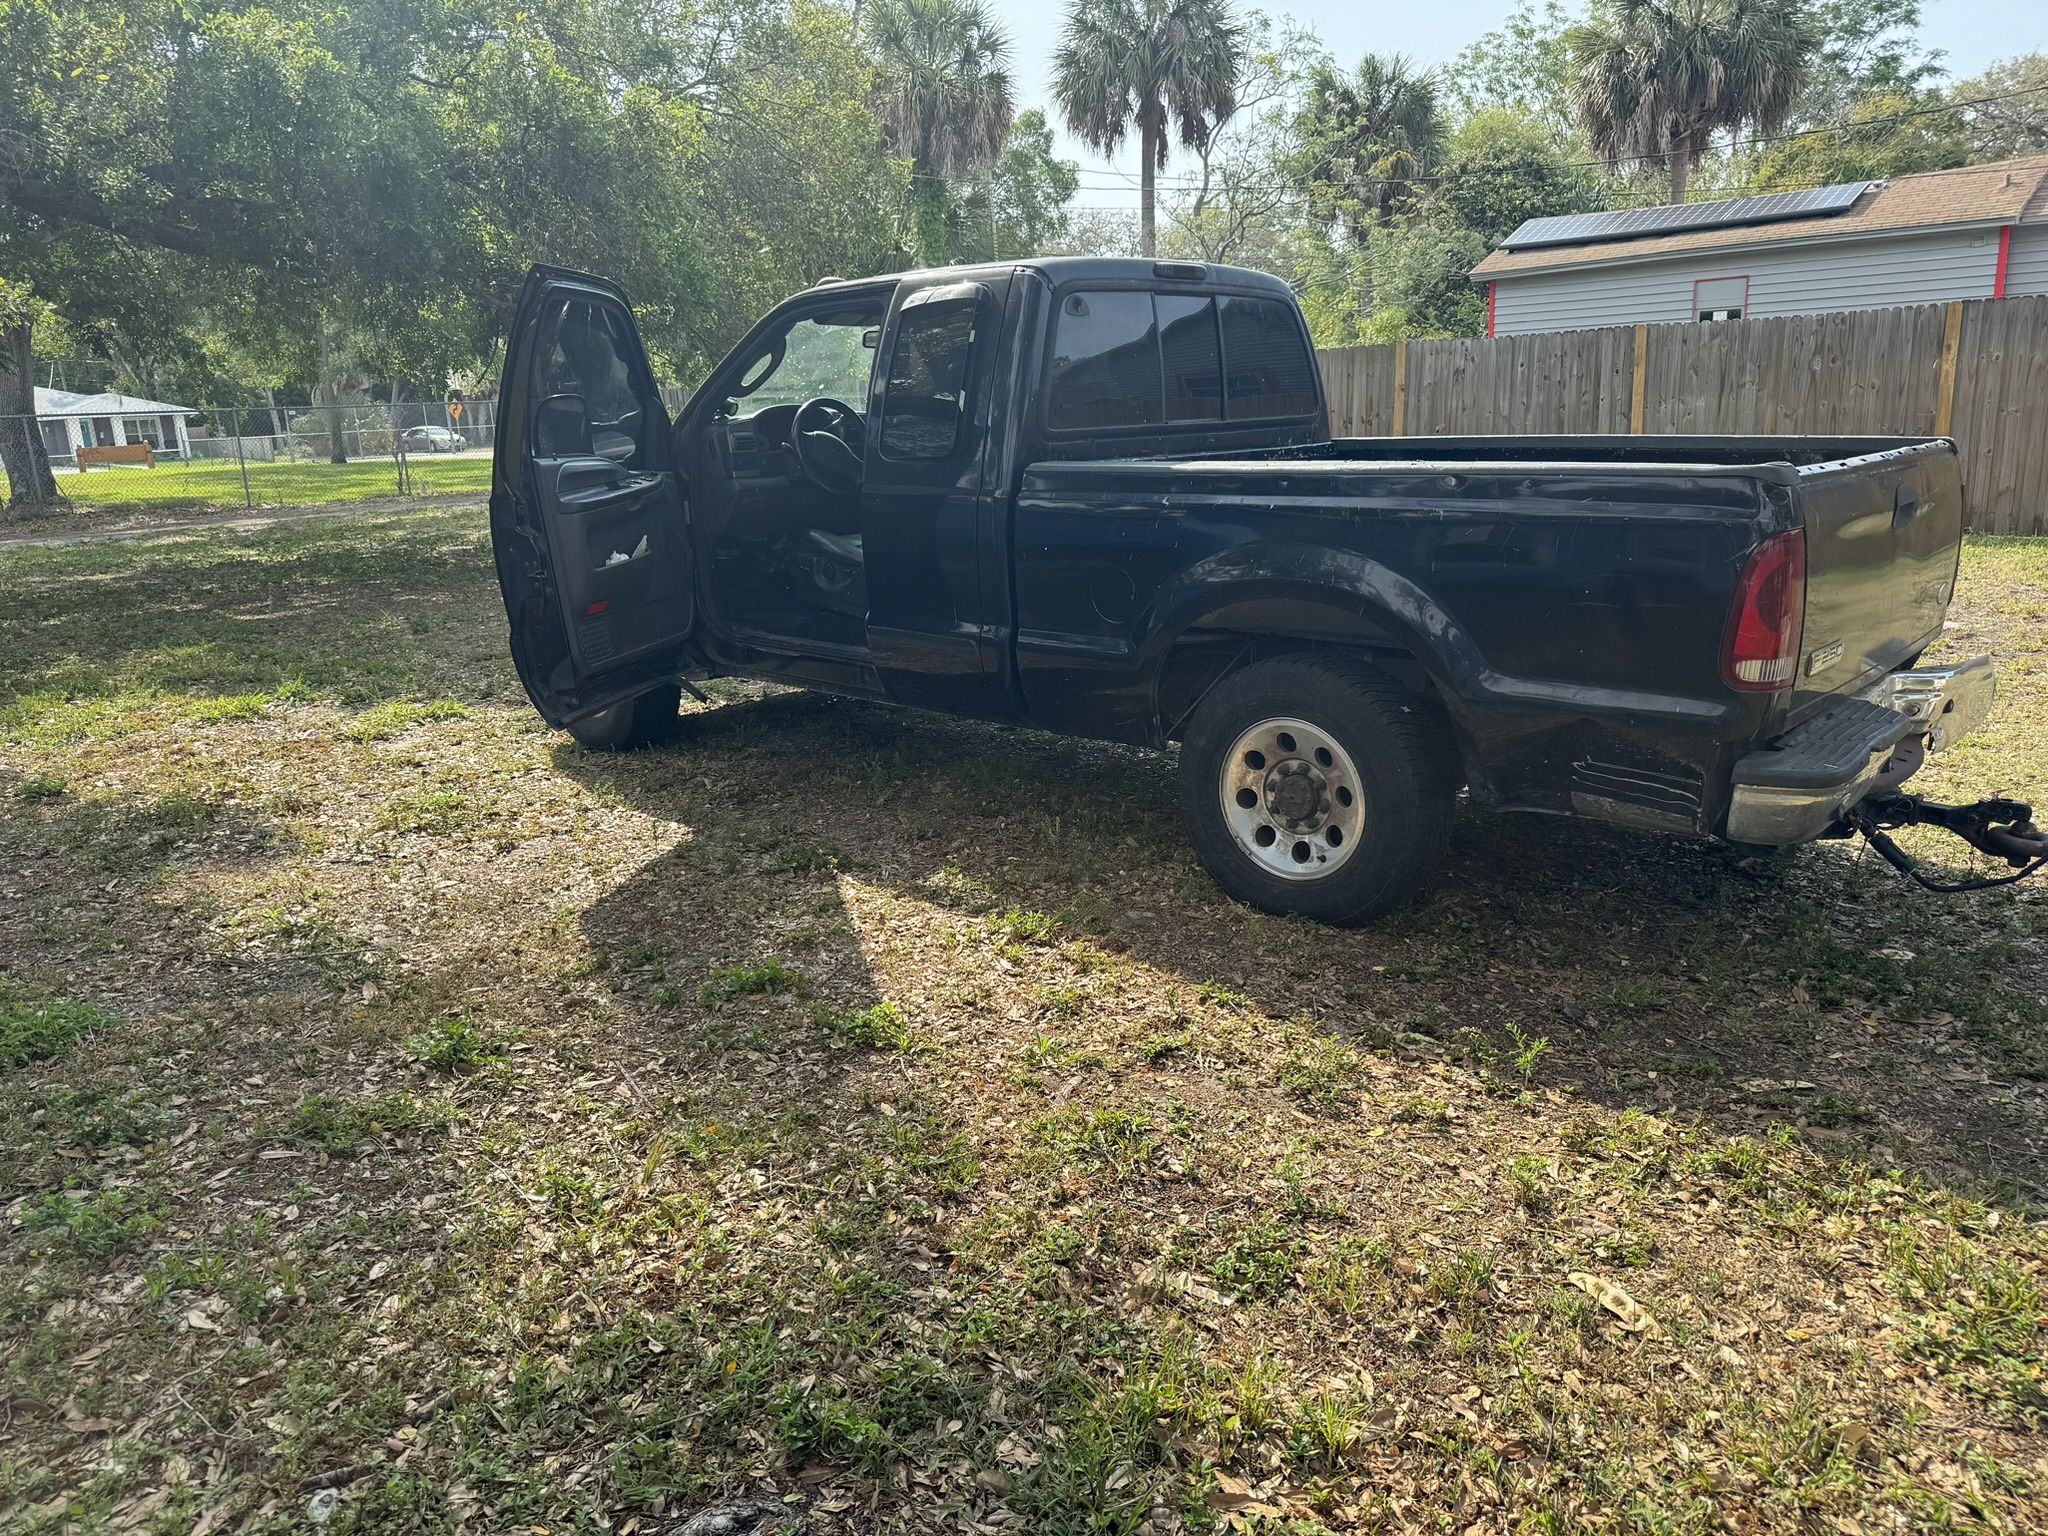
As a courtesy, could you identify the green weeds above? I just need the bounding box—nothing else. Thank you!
[699,959,801,1005]
[810,999,912,1050]
[1,983,116,1069]
[401,1013,501,1073]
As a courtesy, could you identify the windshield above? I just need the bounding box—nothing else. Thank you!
[735,313,880,413]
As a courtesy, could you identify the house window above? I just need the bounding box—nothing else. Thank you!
[1694,276,1749,322]
[121,416,165,448]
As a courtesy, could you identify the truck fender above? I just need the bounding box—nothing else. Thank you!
[1135,541,1489,730]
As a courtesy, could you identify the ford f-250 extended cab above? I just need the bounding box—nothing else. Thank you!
[489,257,2045,924]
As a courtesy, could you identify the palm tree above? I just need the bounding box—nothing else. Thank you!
[1566,0,1818,206]
[1297,54,1446,238]
[865,0,1016,266]
[1053,0,1243,257]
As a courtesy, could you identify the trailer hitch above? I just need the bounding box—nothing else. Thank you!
[1847,792,2048,892]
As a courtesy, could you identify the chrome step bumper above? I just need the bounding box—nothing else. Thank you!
[1725,655,1995,846]
[1873,654,1996,753]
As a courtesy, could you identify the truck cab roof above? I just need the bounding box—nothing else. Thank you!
[814,256,1298,299]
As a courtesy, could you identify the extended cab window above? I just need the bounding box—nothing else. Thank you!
[1049,289,1310,432]
[1219,296,1319,419]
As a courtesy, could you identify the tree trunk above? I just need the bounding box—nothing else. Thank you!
[0,320,66,515]
[316,324,349,463]
[912,172,951,267]
[1667,138,1691,206]
[265,385,284,438]
[1139,115,1158,258]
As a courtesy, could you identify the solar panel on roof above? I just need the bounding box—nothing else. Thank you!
[1500,181,1872,251]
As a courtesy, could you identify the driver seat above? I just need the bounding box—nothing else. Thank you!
[795,527,867,621]
[803,528,863,565]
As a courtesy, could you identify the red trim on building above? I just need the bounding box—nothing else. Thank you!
[1486,282,1497,337]
[1994,226,2012,298]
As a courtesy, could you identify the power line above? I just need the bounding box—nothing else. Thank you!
[926,80,2048,202]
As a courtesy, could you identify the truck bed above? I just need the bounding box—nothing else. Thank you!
[1011,433,1964,833]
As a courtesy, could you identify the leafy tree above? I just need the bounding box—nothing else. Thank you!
[1565,0,1820,204]
[0,279,63,511]
[1437,110,1606,243]
[1057,208,1145,257]
[1798,0,1944,125]
[1162,12,1328,266]
[0,0,910,508]
[1053,0,1244,257]
[953,111,1081,261]
[1445,1,1584,135]
[1952,53,2048,160]
[1296,55,1448,236]
[1752,88,1968,188]
[683,1,911,367]
[864,0,1016,266]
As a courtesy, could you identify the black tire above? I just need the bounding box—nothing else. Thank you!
[567,683,683,752]
[1178,654,1456,925]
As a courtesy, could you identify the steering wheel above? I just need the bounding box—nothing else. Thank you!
[791,397,865,495]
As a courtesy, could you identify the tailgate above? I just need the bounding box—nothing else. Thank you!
[1789,439,1963,722]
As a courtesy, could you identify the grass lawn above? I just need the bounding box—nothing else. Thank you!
[2,507,2045,1535]
[1,454,490,517]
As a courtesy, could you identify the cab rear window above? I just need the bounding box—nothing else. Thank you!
[1047,289,1314,431]
[1219,296,1320,419]
[1048,292,1161,430]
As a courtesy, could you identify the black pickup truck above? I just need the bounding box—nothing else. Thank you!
[489,257,2040,923]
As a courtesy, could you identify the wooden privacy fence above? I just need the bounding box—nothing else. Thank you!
[1316,294,2048,535]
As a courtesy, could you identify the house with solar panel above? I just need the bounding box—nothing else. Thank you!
[1472,156,2048,338]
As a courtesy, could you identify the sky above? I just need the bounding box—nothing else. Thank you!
[994,0,2048,201]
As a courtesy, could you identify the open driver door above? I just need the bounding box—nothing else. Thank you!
[490,265,695,728]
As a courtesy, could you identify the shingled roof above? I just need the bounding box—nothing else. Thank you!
[1472,155,2048,280]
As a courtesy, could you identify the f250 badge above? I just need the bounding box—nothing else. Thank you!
[1806,639,1844,675]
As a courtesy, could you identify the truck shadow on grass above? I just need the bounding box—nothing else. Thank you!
[562,685,2048,1204]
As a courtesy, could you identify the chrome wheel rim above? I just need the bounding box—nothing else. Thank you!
[1218,716,1364,881]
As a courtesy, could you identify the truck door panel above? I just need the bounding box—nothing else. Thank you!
[861,276,1016,717]
[489,267,693,727]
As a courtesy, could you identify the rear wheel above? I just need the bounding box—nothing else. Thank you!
[567,683,683,752]
[1178,655,1456,925]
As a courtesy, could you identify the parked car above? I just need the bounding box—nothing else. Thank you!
[401,424,465,452]
[487,258,2043,923]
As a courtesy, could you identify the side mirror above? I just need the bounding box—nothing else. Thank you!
[534,393,592,457]
[862,327,881,350]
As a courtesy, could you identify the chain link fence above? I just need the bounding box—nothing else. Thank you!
[1,399,498,516]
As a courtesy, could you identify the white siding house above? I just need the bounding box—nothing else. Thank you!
[2008,222,2048,297]
[33,388,199,467]
[1475,157,2048,338]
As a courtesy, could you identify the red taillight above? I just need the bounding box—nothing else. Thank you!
[1723,530,1806,691]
